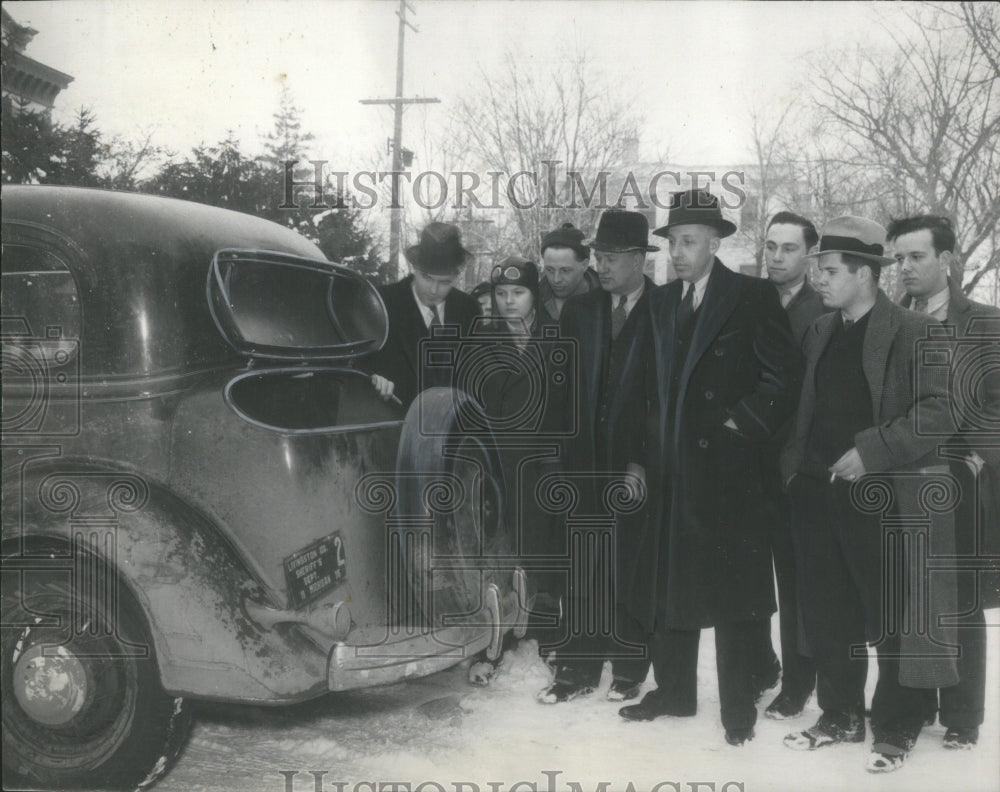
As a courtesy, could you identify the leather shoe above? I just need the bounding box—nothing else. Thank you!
[784,711,865,750]
[764,690,810,720]
[619,690,696,721]
[607,679,642,702]
[725,727,755,746]
[943,727,978,749]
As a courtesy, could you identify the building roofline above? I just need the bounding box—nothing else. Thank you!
[8,50,74,87]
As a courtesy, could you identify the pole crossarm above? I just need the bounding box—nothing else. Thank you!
[359,97,440,106]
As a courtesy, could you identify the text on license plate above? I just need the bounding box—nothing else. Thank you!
[284,532,346,607]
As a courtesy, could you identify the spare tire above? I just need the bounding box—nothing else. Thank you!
[394,388,511,627]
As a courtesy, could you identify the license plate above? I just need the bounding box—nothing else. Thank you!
[284,533,346,607]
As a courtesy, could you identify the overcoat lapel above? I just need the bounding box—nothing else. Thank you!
[609,279,653,427]
[583,293,607,415]
[396,282,429,381]
[653,283,681,449]
[676,261,742,420]
[789,311,837,456]
[861,293,897,422]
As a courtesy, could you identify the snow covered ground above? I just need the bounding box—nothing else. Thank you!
[158,611,1000,792]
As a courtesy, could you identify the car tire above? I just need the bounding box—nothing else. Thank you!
[394,387,511,627]
[1,553,192,790]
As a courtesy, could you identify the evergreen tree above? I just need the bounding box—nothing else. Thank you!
[145,132,272,215]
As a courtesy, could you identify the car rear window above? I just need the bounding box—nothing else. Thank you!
[1,243,81,359]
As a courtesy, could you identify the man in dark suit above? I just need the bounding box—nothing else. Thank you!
[619,190,802,748]
[765,212,828,344]
[752,211,828,719]
[888,213,1000,751]
[364,222,481,409]
[780,216,959,773]
[537,210,654,704]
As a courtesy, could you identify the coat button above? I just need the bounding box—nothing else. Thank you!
[705,390,714,400]
[714,348,724,356]
[698,438,709,449]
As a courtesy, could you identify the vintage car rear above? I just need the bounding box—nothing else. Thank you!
[1,186,522,790]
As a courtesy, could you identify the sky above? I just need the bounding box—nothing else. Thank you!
[8,0,906,170]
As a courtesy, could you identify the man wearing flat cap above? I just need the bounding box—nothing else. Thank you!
[536,210,655,705]
[540,222,599,321]
[364,221,481,409]
[779,216,958,772]
[619,190,802,748]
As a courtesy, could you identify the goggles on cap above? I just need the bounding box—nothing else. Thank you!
[491,264,527,284]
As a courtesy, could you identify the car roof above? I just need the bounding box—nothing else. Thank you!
[2,185,329,377]
[2,184,323,260]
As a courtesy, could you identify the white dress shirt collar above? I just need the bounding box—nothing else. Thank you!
[683,270,711,310]
[917,285,950,321]
[411,281,443,328]
[616,280,646,317]
[777,278,805,309]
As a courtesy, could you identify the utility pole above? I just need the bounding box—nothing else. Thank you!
[361,0,439,277]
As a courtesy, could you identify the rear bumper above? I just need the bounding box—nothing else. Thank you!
[328,624,492,691]
[328,575,527,691]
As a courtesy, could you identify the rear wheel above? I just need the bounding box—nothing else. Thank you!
[2,557,191,790]
[395,388,511,626]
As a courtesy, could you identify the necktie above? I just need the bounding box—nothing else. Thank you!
[676,283,695,337]
[780,289,793,309]
[843,317,854,329]
[430,305,442,328]
[611,294,628,340]
[913,298,929,313]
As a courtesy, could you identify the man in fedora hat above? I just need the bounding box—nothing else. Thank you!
[619,190,802,748]
[888,213,1000,751]
[364,221,481,409]
[536,209,655,705]
[540,222,599,321]
[780,216,958,772]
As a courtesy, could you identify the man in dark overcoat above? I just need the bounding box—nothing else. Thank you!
[889,213,1000,751]
[539,210,658,704]
[537,210,655,704]
[752,211,829,719]
[363,222,481,409]
[618,190,802,748]
[780,216,959,773]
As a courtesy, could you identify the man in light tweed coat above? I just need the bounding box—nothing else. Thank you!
[779,216,959,773]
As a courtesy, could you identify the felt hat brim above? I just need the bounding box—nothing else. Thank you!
[652,218,737,239]
[587,240,660,253]
[804,248,895,268]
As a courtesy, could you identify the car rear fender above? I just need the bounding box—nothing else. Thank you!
[1,451,330,704]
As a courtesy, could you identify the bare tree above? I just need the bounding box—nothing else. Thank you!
[740,102,797,276]
[808,1,1000,294]
[100,129,169,190]
[445,49,645,259]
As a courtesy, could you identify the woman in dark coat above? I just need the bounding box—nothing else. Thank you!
[467,256,562,684]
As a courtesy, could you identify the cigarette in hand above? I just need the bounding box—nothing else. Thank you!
[830,471,837,483]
